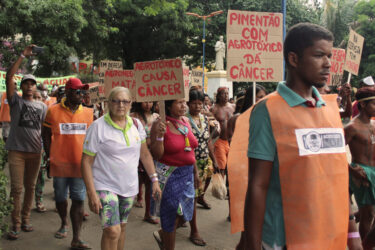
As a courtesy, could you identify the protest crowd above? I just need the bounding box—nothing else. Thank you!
[2,20,375,250]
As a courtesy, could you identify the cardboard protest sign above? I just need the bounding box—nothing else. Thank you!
[97,60,122,102]
[87,82,105,104]
[344,30,364,76]
[104,70,136,101]
[134,58,185,102]
[89,86,100,104]
[183,67,190,101]
[227,10,283,82]
[98,60,123,85]
[191,68,208,92]
[327,48,346,86]
[191,69,203,86]
[191,69,203,87]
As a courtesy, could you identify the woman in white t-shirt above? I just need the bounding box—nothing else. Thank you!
[81,87,161,250]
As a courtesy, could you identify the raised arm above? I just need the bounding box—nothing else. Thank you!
[150,119,166,160]
[340,83,352,119]
[6,45,35,100]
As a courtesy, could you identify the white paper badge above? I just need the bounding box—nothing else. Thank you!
[295,128,346,156]
[59,123,87,135]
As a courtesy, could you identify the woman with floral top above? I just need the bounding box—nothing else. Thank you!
[186,89,219,246]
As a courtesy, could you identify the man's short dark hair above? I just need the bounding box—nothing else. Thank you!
[284,23,334,66]
[356,87,375,111]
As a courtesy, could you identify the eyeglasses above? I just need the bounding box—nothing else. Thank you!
[70,89,86,95]
[111,99,131,106]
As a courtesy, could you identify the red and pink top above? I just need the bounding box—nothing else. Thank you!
[159,116,198,167]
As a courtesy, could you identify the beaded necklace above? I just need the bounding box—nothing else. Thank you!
[166,116,192,152]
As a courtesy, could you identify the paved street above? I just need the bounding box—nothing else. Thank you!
[1,165,239,250]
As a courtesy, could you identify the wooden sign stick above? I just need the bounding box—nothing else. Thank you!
[159,101,166,122]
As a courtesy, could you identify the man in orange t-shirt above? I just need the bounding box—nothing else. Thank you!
[42,78,92,249]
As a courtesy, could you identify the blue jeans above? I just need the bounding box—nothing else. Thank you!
[53,177,86,202]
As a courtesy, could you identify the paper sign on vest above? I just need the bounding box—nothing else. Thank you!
[295,128,345,156]
[59,123,87,135]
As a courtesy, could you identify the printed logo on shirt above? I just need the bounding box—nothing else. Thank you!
[59,123,87,135]
[295,128,345,156]
[18,103,42,129]
[4,99,8,104]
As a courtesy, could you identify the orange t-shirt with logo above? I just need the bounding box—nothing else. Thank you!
[44,99,93,177]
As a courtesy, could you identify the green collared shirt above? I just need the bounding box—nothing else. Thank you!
[247,82,325,247]
[104,113,146,146]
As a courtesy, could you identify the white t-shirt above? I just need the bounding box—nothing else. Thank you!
[83,113,146,197]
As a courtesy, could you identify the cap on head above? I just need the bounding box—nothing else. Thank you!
[360,76,375,87]
[21,74,37,85]
[65,78,89,90]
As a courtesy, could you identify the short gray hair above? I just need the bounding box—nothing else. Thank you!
[107,87,131,102]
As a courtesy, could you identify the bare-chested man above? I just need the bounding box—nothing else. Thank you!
[345,87,375,250]
[211,87,235,176]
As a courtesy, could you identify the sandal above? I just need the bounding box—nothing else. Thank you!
[36,202,47,213]
[55,226,68,239]
[177,221,187,228]
[7,229,20,240]
[71,240,91,250]
[143,217,159,224]
[83,212,89,221]
[153,231,164,250]
[21,224,34,232]
[134,201,143,208]
[189,236,206,246]
[197,197,211,209]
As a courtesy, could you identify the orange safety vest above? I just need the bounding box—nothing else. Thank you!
[0,93,10,122]
[228,92,349,249]
[44,97,57,107]
[227,107,252,234]
[46,104,93,178]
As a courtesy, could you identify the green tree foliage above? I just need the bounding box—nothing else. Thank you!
[109,0,192,68]
[75,0,118,63]
[0,139,12,238]
[0,0,86,76]
[74,0,193,69]
[186,0,321,95]
[0,0,333,82]
[352,0,375,82]
[187,0,321,65]
[320,0,356,47]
